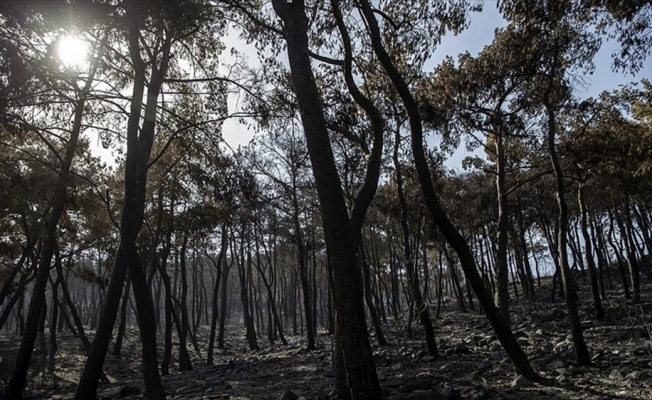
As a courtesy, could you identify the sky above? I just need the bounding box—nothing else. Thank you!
[220,3,650,154]
[86,4,649,165]
[432,3,650,98]
[421,3,650,170]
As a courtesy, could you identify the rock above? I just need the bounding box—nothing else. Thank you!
[439,386,462,400]
[546,360,564,370]
[552,368,568,377]
[453,343,470,354]
[403,377,431,391]
[457,372,475,384]
[512,375,534,388]
[391,362,404,371]
[591,352,604,362]
[386,390,433,400]
[568,365,582,375]
[316,393,329,400]
[489,344,503,353]
[119,385,140,397]
[625,371,642,380]
[467,385,489,400]
[278,390,298,400]
[609,369,624,381]
[386,378,403,388]
[540,341,553,353]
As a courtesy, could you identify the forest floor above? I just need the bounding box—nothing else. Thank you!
[1,279,651,400]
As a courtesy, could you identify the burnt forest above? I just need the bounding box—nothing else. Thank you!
[0,1,651,399]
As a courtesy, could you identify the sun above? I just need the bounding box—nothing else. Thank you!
[57,35,89,69]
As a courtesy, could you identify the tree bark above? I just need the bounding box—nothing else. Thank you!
[76,5,169,397]
[578,184,605,320]
[178,236,194,371]
[394,130,437,357]
[357,0,537,380]
[5,48,99,399]
[361,242,388,347]
[271,2,382,398]
[546,105,591,366]
[207,229,227,365]
[494,131,511,324]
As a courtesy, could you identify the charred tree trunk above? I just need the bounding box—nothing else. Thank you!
[361,241,388,346]
[394,131,437,356]
[207,230,227,365]
[272,1,383,397]
[5,51,99,399]
[546,105,591,366]
[357,0,537,380]
[76,6,169,397]
[578,184,605,320]
[494,130,511,324]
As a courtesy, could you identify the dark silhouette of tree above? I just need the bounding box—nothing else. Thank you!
[356,0,538,380]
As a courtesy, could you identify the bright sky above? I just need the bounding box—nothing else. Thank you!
[86,5,649,165]
[222,4,650,151]
[432,3,650,98]
[427,3,650,170]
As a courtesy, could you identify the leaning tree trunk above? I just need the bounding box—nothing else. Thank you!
[5,52,99,399]
[76,6,169,398]
[357,0,537,380]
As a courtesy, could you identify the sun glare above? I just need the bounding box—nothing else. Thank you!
[57,35,89,69]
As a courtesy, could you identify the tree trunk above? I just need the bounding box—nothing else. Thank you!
[616,203,641,303]
[494,131,511,324]
[112,278,132,356]
[271,2,382,397]
[217,244,232,349]
[393,129,438,356]
[295,221,315,350]
[6,51,99,399]
[546,105,591,366]
[357,0,537,380]
[76,7,169,397]
[207,230,227,365]
[578,184,605,320]
[361,242,388,346]
[233,232,259,351]
[176,236,193,370]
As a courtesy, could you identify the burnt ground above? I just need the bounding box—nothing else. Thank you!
[1,280,651,400]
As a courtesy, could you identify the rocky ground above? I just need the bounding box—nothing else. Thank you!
[1,280,651,399]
